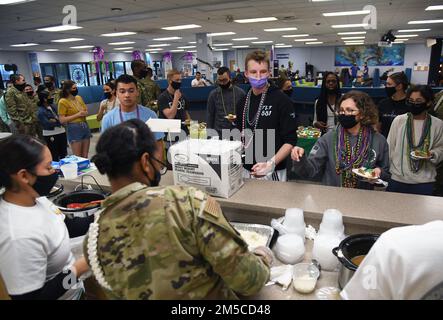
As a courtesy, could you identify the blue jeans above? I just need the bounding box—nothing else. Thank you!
[66,122,91,143]
[387,179,434,196]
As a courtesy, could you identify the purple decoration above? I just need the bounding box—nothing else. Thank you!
[92,46,105,61]
[163,52,172,63]
[183,52,194,62]
[132,50,143,61]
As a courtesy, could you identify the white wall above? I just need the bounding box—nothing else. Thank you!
[35,52,133,63]
[0,51,33,85]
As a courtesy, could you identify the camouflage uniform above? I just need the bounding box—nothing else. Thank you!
[26,94,43,139]
[433,90,443,195]
[48,88,62,106]
[140,78,161,113]
[4,86,39,137]
[84,183,270,300]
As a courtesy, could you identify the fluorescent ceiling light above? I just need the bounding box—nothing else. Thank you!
[36,25,83,32]
[234,17,277,23]
[306,42,323,44]
[425,5,443,10]
[187,50,197,53]
[294,38,317,42]
[282,34,309,38]
[395,34,418,38]
[43,49,59,52]
[153,36,182,41]
[207,32,236,36]
[394,39,408,41]
[170,49,184,52]
[51,38,84,43]
[146,48,163,51]
[100,32,137,37]
[341,36,365,40]
[70,45,94,49]
[148,44,170,47]
[397,29,430,32]
[344,42,364,45]
[213,43,233,46]
[114,47,134,50]
[232,37,258,41]
[232,45,249,48]
[161,24,201,30]
[123,51,133,53]
[408,20,443,24]
[177,45,196,49]
[345,43,364,46]
[188,41,196,44]
[337,31,367,35]
[10,43,38,47]
[108,41,135,45]
[0,0,35,5]
[275,43,286,46]
[323,10,369,17]
[252,41,274,44]
[214,48,229,51]
[332,23,369,28]
[147,51,159,53]
[275,45,292,48]
[264,27,298,32]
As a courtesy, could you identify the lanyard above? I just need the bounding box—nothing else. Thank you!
[119,106,140,123]
[220,86,236,116]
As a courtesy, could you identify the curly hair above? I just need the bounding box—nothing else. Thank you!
[338,90,379,126]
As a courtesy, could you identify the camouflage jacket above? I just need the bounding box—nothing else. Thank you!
[4,87,35,124]
[140,78,161,101]
[48,88,62,105]
[135,77,159,113]
[84,183,269,300]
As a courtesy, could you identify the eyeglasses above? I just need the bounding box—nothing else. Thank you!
[338,109,359,115]
[150,156,168,175]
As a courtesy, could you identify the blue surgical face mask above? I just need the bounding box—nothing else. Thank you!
[248,76,268,89]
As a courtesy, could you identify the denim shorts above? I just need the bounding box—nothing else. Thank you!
[66,122,91,143]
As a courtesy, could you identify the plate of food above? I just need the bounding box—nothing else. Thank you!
[352,167,378,180]
[224,113,237,121]
[410,150,432,160]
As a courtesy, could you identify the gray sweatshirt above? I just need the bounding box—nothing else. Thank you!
[206,85,245,135]
[387,113,443,184]
[292,127,390,188]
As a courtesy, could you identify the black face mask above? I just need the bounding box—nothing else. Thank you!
[32,172,59,197]
[171,81,181,90]
[71,89,79,96]
[406,102,428,116]
[219,82,231,90]
[143,161,161,187]
[26,92,34,97]
[338,114,358,129]
[385,86,396,97]
[139,69,149,78]
[283,89,293,97]
[104,92,112,100]
[14,83,26,91]
[326,87,337,94]
[47,98,54,105]
[44,82,54,89]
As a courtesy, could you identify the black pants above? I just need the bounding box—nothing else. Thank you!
[44,133,68,161]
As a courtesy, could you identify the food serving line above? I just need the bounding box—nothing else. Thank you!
[58,166,443,300]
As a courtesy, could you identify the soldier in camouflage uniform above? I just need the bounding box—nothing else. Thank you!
[24,84,43,139]
[86,119,272,300]
[5,75,39,137]
[131,60,159,113]
[43,75,61,105]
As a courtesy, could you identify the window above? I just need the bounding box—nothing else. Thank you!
[0,64,14,89]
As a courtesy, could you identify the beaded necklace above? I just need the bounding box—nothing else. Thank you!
[220,85,236,117]
[241,85,269,149]
[334,125,372,188]
[405,112,431,173]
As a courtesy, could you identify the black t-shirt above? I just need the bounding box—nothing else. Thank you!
[235,85,298,171]
[157,90,189,133]
[378,97,408,138]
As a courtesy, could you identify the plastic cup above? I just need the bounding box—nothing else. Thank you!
[293,263,320,294]
[283,208,305,238]
[319,209,344,235]
[60,163,78,180]
[274,234,305,265]
[190,121,199,139]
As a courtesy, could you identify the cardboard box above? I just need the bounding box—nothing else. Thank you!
[52,155,91,173]
[169,139,244,198]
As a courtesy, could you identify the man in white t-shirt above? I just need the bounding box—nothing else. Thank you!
[191,72,210,87]
[341,220,443,300]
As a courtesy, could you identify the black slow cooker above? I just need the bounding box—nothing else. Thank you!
[332,233,380,289]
